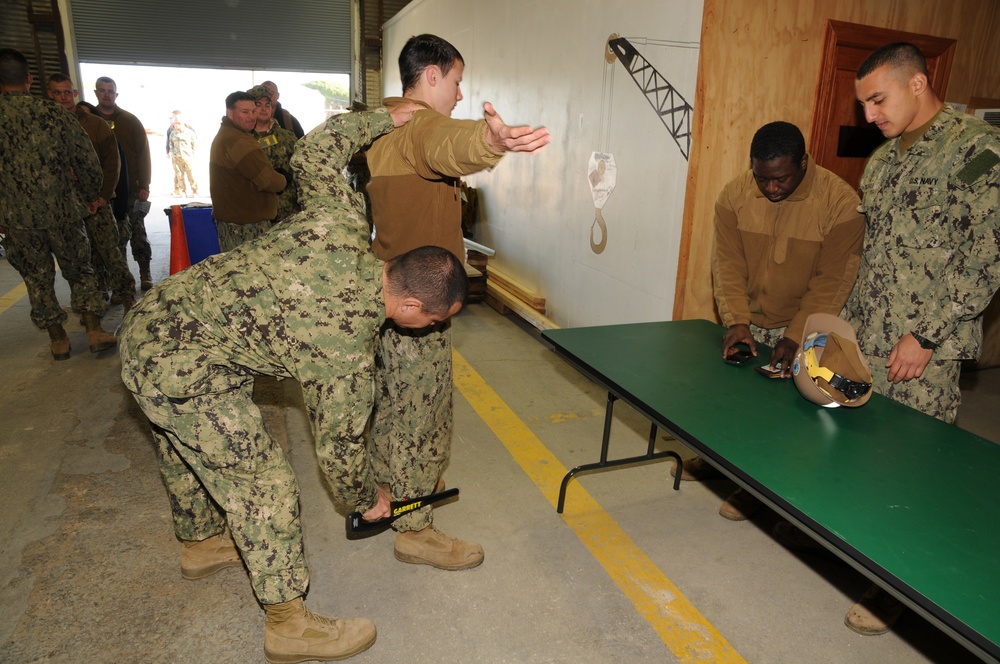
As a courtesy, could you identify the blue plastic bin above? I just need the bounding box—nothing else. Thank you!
[181,207,221,264]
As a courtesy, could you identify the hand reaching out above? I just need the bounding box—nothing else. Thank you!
[483,102,551,154]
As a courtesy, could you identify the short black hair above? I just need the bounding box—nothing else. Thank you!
[226,90,254,109]
[47,73,72,85]
[399,34,464,94]
[857,42,928,80]
[750,121,806,163]
[0,48,30,87]
[385,245,468,316]
[95,76,116,88]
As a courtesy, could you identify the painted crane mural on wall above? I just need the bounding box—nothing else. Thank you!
[589,33,694,254]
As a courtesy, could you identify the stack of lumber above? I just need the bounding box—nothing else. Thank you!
[484,265,557,331]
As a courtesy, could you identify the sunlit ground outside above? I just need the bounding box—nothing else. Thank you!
[78,63,349,199]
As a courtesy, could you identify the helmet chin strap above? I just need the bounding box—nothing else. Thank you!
[802,332,871,403]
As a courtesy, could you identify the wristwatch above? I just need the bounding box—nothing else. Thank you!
[911,333,938,350]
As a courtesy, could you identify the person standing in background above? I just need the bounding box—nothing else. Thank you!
[94,76,154,290]
[209,90,287,251]
[247,84,299,223]
[262,80,305,139]
[0,49,118,359]
[167,112,199,197]
[46,73,136,313]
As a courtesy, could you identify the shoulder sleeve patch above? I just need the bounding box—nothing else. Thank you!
[957,149,1000,184]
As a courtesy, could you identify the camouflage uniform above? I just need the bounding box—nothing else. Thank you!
[214,219,272,252]
[254,121,300,223]
[168,124,198,196]
[74,106,135,300]
[120,109,395,605]
[81,206,132,301]
[845,105,1000,423]
[750,324,786,350]
[0,92,107,328]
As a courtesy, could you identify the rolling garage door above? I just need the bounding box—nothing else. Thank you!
[69,0,351,73]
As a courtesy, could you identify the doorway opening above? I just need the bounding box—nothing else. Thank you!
[77,63,350,199]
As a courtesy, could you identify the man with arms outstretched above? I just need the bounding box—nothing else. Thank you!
[366,33,550,571]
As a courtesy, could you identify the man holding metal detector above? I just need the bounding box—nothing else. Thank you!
[120,104,464,663]
[675,121,865,520]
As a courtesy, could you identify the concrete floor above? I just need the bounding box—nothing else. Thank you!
[1,201,998,663]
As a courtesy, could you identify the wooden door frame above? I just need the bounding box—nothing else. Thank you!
[808,20,956,160]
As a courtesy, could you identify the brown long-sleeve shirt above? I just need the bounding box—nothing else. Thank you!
[366,98,504,261]
[712,156,864,344]
[75,106,119,202]
[209,117,286,224]
[97,106,150,191]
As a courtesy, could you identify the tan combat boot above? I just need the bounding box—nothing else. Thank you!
[120,292,135,315]
[845,584,905,635]
[394,526,484,570]
[180,532,243,580]
[82,312,117,353]
[139,263,153,291]
[47,324,71,361]
[264,597,376,663]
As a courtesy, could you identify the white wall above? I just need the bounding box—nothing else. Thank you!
[383,0,703,327]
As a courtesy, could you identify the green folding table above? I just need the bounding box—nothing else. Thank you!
[543,319,1000,663]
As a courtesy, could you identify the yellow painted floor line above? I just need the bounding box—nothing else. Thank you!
[453,350,746,664]
[0,282,28,316]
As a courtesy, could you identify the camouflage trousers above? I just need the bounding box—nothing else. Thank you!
[85,206,135,298]
[215,219,271,253]
[869,358,961,424]
[171,157,198,196]
[275,188,301,226]
[132,384,308,605]
[749,324,787,366]
[120,192,152,266]
[749,324,787,350]
[369,321,452,532]
[4,222,106,329]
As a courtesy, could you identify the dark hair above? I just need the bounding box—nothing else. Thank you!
[399,34,464,94]
[750,121,806,163]
[385,246,468,316]
[0,48,30,87]
[95,76,116,88]
[857,42,928,80]
[226,90,254,109]
[47,73,72,85]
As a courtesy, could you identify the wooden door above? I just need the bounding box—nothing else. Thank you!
[809,21,956,190]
